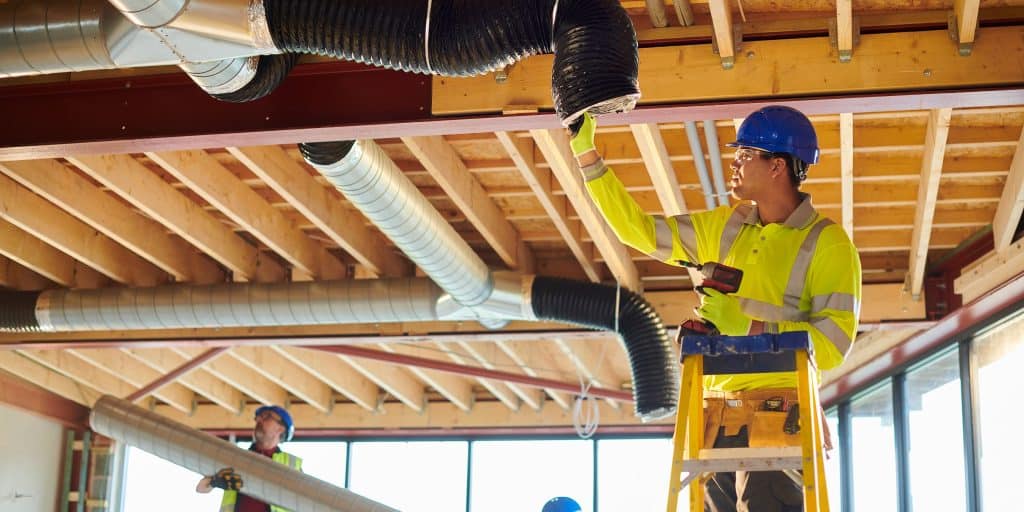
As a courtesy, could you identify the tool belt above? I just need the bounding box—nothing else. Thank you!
[702,388,831,450]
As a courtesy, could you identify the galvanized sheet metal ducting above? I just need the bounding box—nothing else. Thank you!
[91,395,398,512]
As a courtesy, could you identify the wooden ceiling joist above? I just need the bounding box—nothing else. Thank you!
[229,346,334,413]
[954,0,981,55]
[0,352,100,408]
[271,346,379,412]
[907,108,953,298]
[840,112,855,237]
[443,341,521,411]
[496,340,572,411]
[332,354,426,413]
[173,346,289,407]
[379,343,475,413]
[69,349,195,413]
[454,341,544,411]
[0,254,51,291]
[0,218,103,288]
[835,0,854,62]
[990,127,1024,252]
[707,0,736,69]
[123,348,244,414]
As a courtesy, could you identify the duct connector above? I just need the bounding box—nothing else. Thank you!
[91,395,398,512]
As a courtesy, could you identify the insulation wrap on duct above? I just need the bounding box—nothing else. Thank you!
[90,395,397,512]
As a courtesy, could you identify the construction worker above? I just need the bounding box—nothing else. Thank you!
[542,496,583,512]
[570,106,861,512]
[196,405,303,512]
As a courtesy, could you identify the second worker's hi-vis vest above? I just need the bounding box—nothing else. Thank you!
[220,450,303,512]
[582,160,862,391]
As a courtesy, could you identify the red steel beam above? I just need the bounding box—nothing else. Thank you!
[310,344,635,402]
[821,268,1024,407]
[204,424,674,439]
[0,369,89,429]
[124,347,229,404]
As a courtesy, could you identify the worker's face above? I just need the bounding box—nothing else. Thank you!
[253,409,286,446]
[729,147,783,201]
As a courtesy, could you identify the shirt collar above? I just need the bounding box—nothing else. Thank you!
[249,443,280,456]
[744,193,818,229]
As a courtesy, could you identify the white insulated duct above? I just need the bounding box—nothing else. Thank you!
[91,395,398,512]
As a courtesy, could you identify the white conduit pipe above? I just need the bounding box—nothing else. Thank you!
[91,395,397,512]
[684,121,716,210]
[702,120,730,207]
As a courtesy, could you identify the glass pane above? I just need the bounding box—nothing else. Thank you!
[470,439,593,512]
[824,409,842,512]
[285,441,347,487]
[905,348,966,511]
[597,438,673,512]
[349,441,467,512]
[973,312,1024,512]
[849,382,897,512]
[122,447,222,512]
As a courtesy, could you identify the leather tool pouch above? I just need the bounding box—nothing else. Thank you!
[749,409,801,447]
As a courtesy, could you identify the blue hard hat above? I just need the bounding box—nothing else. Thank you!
[728,105,820,165]
[254,405,294,442]
[542,497,582,512]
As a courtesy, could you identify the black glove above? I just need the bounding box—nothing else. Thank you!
[209,467,243,491]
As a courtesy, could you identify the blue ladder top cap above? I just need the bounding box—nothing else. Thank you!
[681,332,813,357]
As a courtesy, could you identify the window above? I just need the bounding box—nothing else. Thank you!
[285,441,347,487]
[349,441,468,512]
[849,382,897,511]
[597,438,674,512]
[824,409,841,512]
[972,312,1024,511]
[470,439,593,512]
[122,447,221,512]
[905,348,966,511]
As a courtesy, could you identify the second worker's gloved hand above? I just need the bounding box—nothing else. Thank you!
[209,467,243,491]
[696,288,752,336]
[569,112,597,157]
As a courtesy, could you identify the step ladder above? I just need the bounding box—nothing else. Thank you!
[665,332,830,512]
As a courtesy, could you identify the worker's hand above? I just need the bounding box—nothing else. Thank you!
[569,112,597,157]
[696,288,751,336]
[209,467,243,491]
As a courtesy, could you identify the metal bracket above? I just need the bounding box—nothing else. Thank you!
[710,24,743,70]
[947,11,977,56]
[828,16,861,63]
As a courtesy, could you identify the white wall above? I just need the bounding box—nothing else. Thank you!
[0,403,64,512]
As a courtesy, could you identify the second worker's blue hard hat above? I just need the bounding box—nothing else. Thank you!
[728,105,820,165]
[542,496,582,512]
[254,405,294,442]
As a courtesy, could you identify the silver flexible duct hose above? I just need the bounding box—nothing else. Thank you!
[91,395,397,512]
[309,140,494,308]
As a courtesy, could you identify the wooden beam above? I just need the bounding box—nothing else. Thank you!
[0,364,90,428]
[334,355,425,413]
[954,0,981,55]
[955,239,1024,304]
[229,346,334,413]
[991,127,1024,252]
[17,350,137,399]
[227,146,410,278]
[907,108,953,298]
[432,27,1024,116]
[271,346,379,412]
[0,219,104,288]
[0,352,99,408]
[707,0,735,69]
[0,159,223,284]
[0,254,51,291]
[839,112,855,237]
[495,132,601,282]
[496,340,572,410]
[401,136,534,272]
[673,0,695,26]
[147,150,347,280]
[123,348,243,414]
[632,124,688,215]
[530,129,642,291]
[69,349,195,413]
[378,344,475,412]
[69,154,286,283]
[645,0,668,27]
[172,347,289,407]
[442,341,520,411]
[455,341,544,411]
[0,173,166,285]
[836,0,854,62]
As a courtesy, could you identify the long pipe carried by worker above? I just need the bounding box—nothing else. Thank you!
[90,395,397,512]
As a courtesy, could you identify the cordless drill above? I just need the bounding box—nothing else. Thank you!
[677,261,744,337]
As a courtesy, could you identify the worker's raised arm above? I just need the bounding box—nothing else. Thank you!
[571,113,705,265]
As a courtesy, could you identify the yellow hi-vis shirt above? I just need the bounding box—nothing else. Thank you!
[583,160,862,391]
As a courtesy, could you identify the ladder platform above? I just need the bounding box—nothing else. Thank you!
[678,332,814,374]
[682,446,803,473]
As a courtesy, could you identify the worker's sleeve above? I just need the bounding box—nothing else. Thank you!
[773,240,862,371]
[581,158,708,264]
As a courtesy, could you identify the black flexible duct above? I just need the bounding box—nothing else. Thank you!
[0,291,41,332]
[212,53,301,103]
[261,0,639,123]
[530,276,678,420]
[298,140,355,166]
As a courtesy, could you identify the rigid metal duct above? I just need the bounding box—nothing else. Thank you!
[703,120,730,207]
[684,121,717,210]
[91,395,397,512]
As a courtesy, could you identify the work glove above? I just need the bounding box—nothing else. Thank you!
[209,467,243,491]
[569,112,597,157]
[695,288,751,336]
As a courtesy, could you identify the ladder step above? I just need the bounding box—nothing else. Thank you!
[682,446,803,473]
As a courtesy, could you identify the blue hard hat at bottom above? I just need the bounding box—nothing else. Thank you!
[542,496,582,512]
